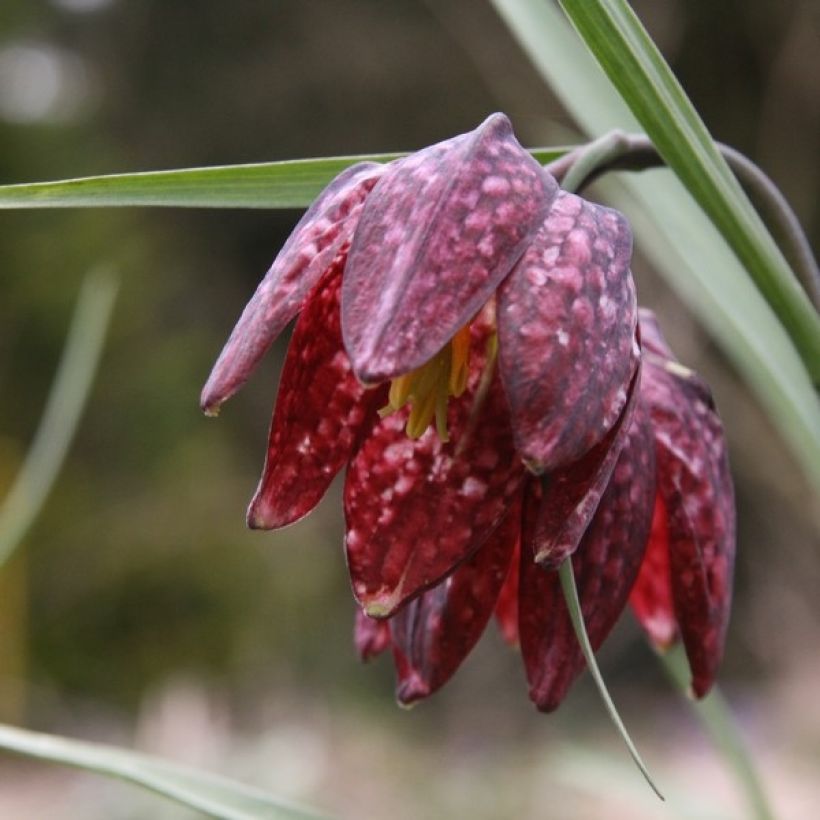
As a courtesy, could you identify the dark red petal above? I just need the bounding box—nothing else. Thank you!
[529,361,640,570]
[520,403,656,712]
[344,327,525,617]
[494,537,521,647]
[342,113,557,383]
[354,609,392,661]
[498,191,637,473]
[247,255,386,530]
[629,493,678,648]
[390,499,520,704]
[201,162,385,413]
[641,333,735,698]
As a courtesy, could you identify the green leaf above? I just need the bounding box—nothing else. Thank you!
[490,0,820,492]
[657,647,774,820]
[0,270,118,567]
[0,723,328,820]
[0,148,567,210]
[558,561,663,799]
[556,0,820,382]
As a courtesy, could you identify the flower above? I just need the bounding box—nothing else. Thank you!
[356,312,735,709]
[202,114,734,709]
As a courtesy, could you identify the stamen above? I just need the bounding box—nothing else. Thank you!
[388,374,413,409]
[449,325,471,397]
[434,390,450,443]
[380,321,472,441]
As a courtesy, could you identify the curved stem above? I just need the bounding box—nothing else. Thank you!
[657,645,775,820]
[558,560,664,800]
[557,130,631,194]
[547,133,820,311]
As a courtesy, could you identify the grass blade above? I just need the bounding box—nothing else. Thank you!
[657,646,774,820]
[0,148,566,211]
[490,0,820,493]
[0,270,118,567]
[0,723,327,820]
[557,0,820,381]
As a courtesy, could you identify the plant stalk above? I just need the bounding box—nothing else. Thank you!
[658,645,776,820]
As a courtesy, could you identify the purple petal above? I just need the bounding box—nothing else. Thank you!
[520,403,656,712]
[247,256,386,530]
[344,323,525,618]
[529,361,641,569]
[494,538,521,647]
[390,500,519,704]
[354,609,391,661]
[201,162,385,413]
[640,318,735,698]
[342,113,557,383]
[497,190,637,473]
[629,492,678,648]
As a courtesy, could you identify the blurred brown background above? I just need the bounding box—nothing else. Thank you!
[0,1,818,818]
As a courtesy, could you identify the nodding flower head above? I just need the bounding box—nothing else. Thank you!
[202,114,734,710]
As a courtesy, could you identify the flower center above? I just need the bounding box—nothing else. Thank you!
[381,324,472,442]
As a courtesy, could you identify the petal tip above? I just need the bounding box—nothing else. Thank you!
[533,548,562,571]
[362,599,395,619]
[199,381,223,416]
[246,497,287,530]
[690,676,714,700]
[522,456,546,476]
[396,673,431,706]
[202,402,221,418]
[529,688,562,714]
[480,111,514,136]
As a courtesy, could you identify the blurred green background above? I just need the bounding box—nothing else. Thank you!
[1,1,818,817]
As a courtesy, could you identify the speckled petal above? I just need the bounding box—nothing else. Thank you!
[629,493,678,648]
[342,113,557,383]
[641,317,735,698]
[390,500,520,704]
[520,403,656,712]
[530,362,640,570]
[344,326,525,617]
[494,536,521,647]
[354,609,392,661]
[201,162,385,413]
[497,190,637,474]
[247,255,386,530]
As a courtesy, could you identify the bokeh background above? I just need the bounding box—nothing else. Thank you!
[1,1,819,818]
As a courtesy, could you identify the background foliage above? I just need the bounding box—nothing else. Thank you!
[0,1,818,817]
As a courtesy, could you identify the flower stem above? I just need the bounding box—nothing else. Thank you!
[546,133,820,310]
[556,130,632,195]
[657,645,776,820]
[558,559,664,800]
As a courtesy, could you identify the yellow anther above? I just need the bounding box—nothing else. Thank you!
[380,323,473,441]
[449,324,471,397]
[434,390,450,442]
[388,373,413,409]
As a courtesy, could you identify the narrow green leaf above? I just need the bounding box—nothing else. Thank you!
[490,0,820,493]
[558,560,664,800]
[556,0,820,381]
[0,269,118,567]
[0,723,328,820]
[0,148,567,210]
[658,646,775,820]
